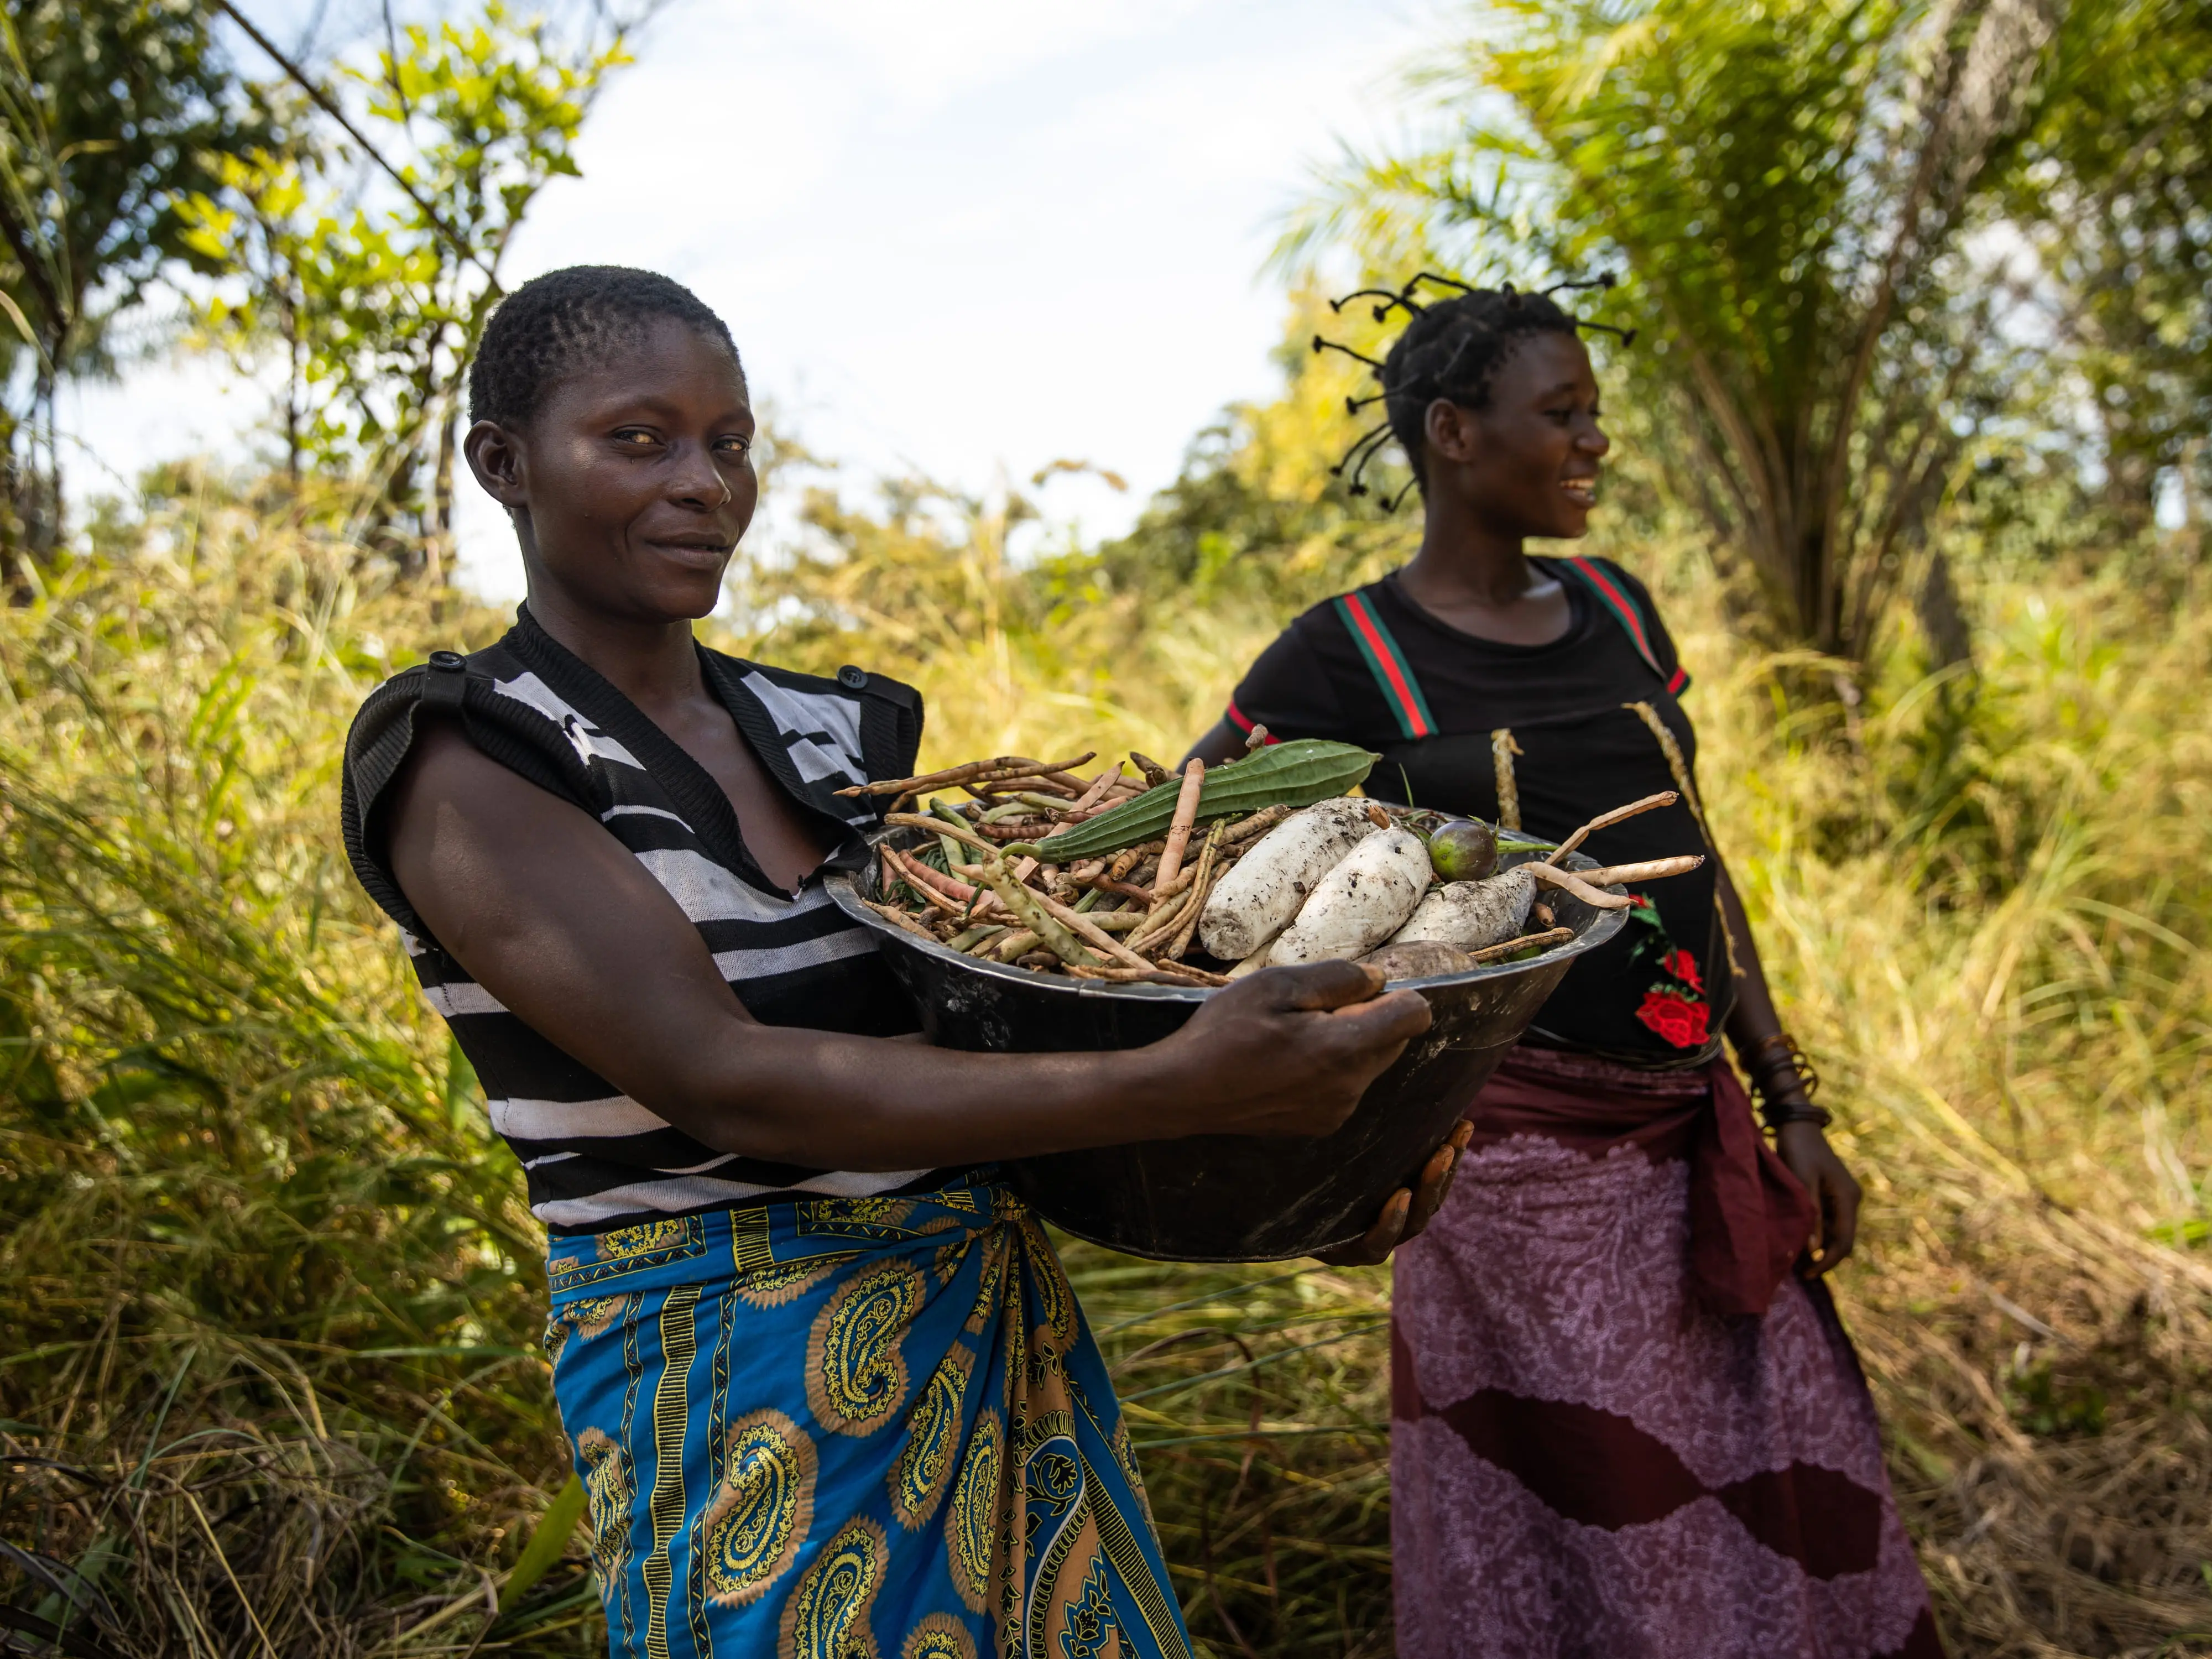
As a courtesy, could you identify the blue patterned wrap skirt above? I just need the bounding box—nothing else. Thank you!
[544,1177,1192,1659]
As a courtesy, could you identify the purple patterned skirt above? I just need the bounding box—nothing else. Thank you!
[1390,1046,1944,1658]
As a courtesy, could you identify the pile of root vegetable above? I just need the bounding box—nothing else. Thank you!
[840,735,1705,990]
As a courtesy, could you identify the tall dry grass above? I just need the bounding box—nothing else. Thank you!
[0,486,595,1652]
[2,465,2208,1656]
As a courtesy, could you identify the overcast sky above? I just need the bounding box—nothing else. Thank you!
[63,1,1434,601]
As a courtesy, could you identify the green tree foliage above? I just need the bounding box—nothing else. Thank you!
[2004,0,2211,530]
[181,3,641,578]
[1286,0,2068,656]
[0,0,269,566]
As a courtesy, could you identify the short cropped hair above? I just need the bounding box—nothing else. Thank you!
[468,265,740,428]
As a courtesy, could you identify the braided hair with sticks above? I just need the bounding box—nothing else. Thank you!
[468,265,742,429]
[1315,273,1635,509]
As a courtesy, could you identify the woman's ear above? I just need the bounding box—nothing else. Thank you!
[463,419,528,510]
[1426,398,1481,467]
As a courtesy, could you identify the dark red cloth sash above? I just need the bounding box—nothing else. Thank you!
[1465,1046,1816,1316]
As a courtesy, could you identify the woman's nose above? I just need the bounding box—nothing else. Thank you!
[669,442,733,508]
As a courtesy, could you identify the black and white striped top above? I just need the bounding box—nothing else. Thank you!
[341,608,935,1234]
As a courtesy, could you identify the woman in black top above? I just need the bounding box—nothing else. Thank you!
[1188,281,1945,1658]
[341,267,1443,1659]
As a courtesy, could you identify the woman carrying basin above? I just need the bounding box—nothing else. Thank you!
[339,266,1445,1658]
[1187,275,1945,1658]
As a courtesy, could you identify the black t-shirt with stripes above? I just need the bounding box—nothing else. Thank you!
[342,608,940,1234]
[1224,559,1733,1066]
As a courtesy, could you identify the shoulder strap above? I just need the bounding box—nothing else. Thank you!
[699,652,924,831]
[1331,588,1437,740]
[339,647,601,941]
[1556,556,1690,696]
[842,666,925,791]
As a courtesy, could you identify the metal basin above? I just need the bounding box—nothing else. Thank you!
[827,828,1625,1261]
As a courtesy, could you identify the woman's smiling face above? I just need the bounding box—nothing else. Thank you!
[466,315,759,623]
[1424,329,1610,540]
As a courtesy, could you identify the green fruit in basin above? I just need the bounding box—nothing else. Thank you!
[1426,819,1500,882]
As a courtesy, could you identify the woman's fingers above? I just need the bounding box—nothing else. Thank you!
[1403,1121,1473,1240]
[1776,1123,1861,1278]
[1250,958,1388,1013]
[1801,1161,1863,1276]
[1168,963,1434,1139]
[1313,1121,1472,1267]
[1242,963,1434,1045]
[1811,1164,1863,1275]
[1316,1188,1410,1267]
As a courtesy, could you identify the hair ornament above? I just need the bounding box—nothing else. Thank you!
[1542,272,1620,297]
[1312,335,1386,375]
[1331,286,1427,322]
[1329,422,1395,496]
[1402,272,1481,301]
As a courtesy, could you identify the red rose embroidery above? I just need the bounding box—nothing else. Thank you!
[1635,989,1710,1048]
[1661,948,1703,992]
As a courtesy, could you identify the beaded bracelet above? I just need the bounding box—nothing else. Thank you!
[1762,1099,1834,1130]
[1737,1031,1833,1131]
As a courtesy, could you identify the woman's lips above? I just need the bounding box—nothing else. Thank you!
[1561,478,1598,506]
[646,539,733,570]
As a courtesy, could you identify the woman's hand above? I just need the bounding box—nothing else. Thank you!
[1712,854,1860,1279]
[1776,1120,1860,1276]
[1157,961,1433,1140]
[1314,1119,1474,1266]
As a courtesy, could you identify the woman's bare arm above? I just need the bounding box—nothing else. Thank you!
[384,722,1431,1172]
[1183,719,1251,769]
[1714,854,1860,1273]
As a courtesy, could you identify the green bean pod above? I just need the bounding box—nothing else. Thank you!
[1003,739,1379,862]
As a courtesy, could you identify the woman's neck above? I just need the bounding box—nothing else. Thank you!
[524,581,708,716]
[1398,492,1540,612]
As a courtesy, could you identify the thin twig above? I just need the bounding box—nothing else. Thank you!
[1155,759,1206,896]
[1527,863,1632,910]
[1022,885,1157,971]
[1069,963,1229,988]
[1222,804,1293,847]
[210,0,498,285]
[1543,791,1678,865]
[1465,926,1574,963]
[1165,825,1227,961]
[182,1490,280,1659]
[1572,854,1704,887]
[863,898,941,942]
[881,846,966,914]
[839,753,1093,799]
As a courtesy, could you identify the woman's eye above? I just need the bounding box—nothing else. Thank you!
[715,435,753,456]
[612,429,660,448]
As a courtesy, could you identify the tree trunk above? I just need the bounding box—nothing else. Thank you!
[284,296,303,486]
[22,359,61,563]
[1916,547,1974,670]
[427,398,458,586]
